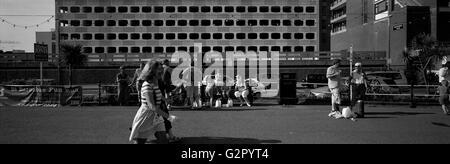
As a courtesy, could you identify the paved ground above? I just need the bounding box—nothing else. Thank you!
[1,103,450,144]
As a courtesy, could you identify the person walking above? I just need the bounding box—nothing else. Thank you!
[162,59,175,108]
[130,63,145,104]
[327,59,342,116]
[129,60,177,144]
[117,66,129,106]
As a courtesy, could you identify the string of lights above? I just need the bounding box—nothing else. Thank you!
[0,15,54,29]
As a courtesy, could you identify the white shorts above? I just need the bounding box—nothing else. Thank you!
[330,88,341,105]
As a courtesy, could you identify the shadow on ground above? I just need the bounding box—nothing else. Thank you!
[170,107,268,111]
[150,137,281,144]
[365,112,435,116]
[431,122,450,128]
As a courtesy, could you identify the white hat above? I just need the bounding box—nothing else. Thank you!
[355,63,362,67]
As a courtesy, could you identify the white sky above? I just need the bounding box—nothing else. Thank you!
[0,0,55,52]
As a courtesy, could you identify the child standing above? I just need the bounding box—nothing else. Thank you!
[438,80,450,115]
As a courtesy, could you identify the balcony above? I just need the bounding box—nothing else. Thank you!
[331,14,346,24]
[330,0,346,10]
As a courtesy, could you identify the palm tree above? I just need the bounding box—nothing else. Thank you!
[60,44,87,87]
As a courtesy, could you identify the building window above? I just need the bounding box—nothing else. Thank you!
[306,46,315,52]
[306,6,315,13]
[166,6,175,13]
[271,6,281,13]
[178,6,187,13]
[248,46,258,52]
[107,20,116,26]
[225,6,234,12]
[119,47,129,53]
[283,46,292,52]
[70,20,80,26]
[155,20,164,26]
[189,46,195,52]
[189,20,199,26]
[131,20,140,26]
[70,7,80,13]
[213,46,223,52]
[213,6,222,12]
[201,20,211,26]
[107,7,116,13]
[94,7,104,13]
[260,33,269,39]
[107,33,116,40]
[130,6,140,13]
[83,7,92,13]
[237,46,246,52]
[70,34,80,40]
[237,6,246,13]
[155,33,164,40]
[166,33,176,40]
[119,20,128,26]
[201,33,211,39]
[131,47,140,53]
[248,33,258,39]
[294,20,304,26]
[178,47,188,52]
[83,47,92,53]
[213,20,222,26]
[155,47,164,53]
[283,33,292,39]
[202,47,211,53]
[118,6,128,13]
[225,20,234,26]
[142,6,152,13]
[248,6,258,12]
[189,6,199,12]
[271,33,281,39]
[306,20,315,26]
[260,6,269,12]
[190,33,199,40]
[260,46,269,52]
[95,47,104,53]
[118,33,128,40]
[225,33,234,39]
[294,6,304,13]
[306,33,315,39]
[225,46,235,52]
[213,33,223,39]
[107,47,117,53]
[271,46,281,52]
[178,33,188,40]
[142,33,152,40]
[294,46,304,52]
[271,20,281,26]
[260,20,269,26]
[82,20,92,26]
[142,20,152,26]
[59,7,69,13]
[94,20,104,26]
[248,20,257,26]
[154,6,164,13]
[142,47,152,53]
[166,20,176,26]
[283,20,291,26]
[236,33,246,39]
[83,33,92,40]
[95,33,104,40]
[283,6,292,13]
[294,33,304,39]
[178,20,187,26]
[236,20,246,26]
[131,33,140,40]
[201,6,211,12]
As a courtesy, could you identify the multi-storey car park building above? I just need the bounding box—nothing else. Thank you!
[330,0,450,70]
[55,0,330,62]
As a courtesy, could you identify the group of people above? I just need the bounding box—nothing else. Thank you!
[202,73,252,108]
[326,59,368,118]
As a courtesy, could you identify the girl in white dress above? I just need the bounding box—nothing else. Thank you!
[129,60,176,144]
